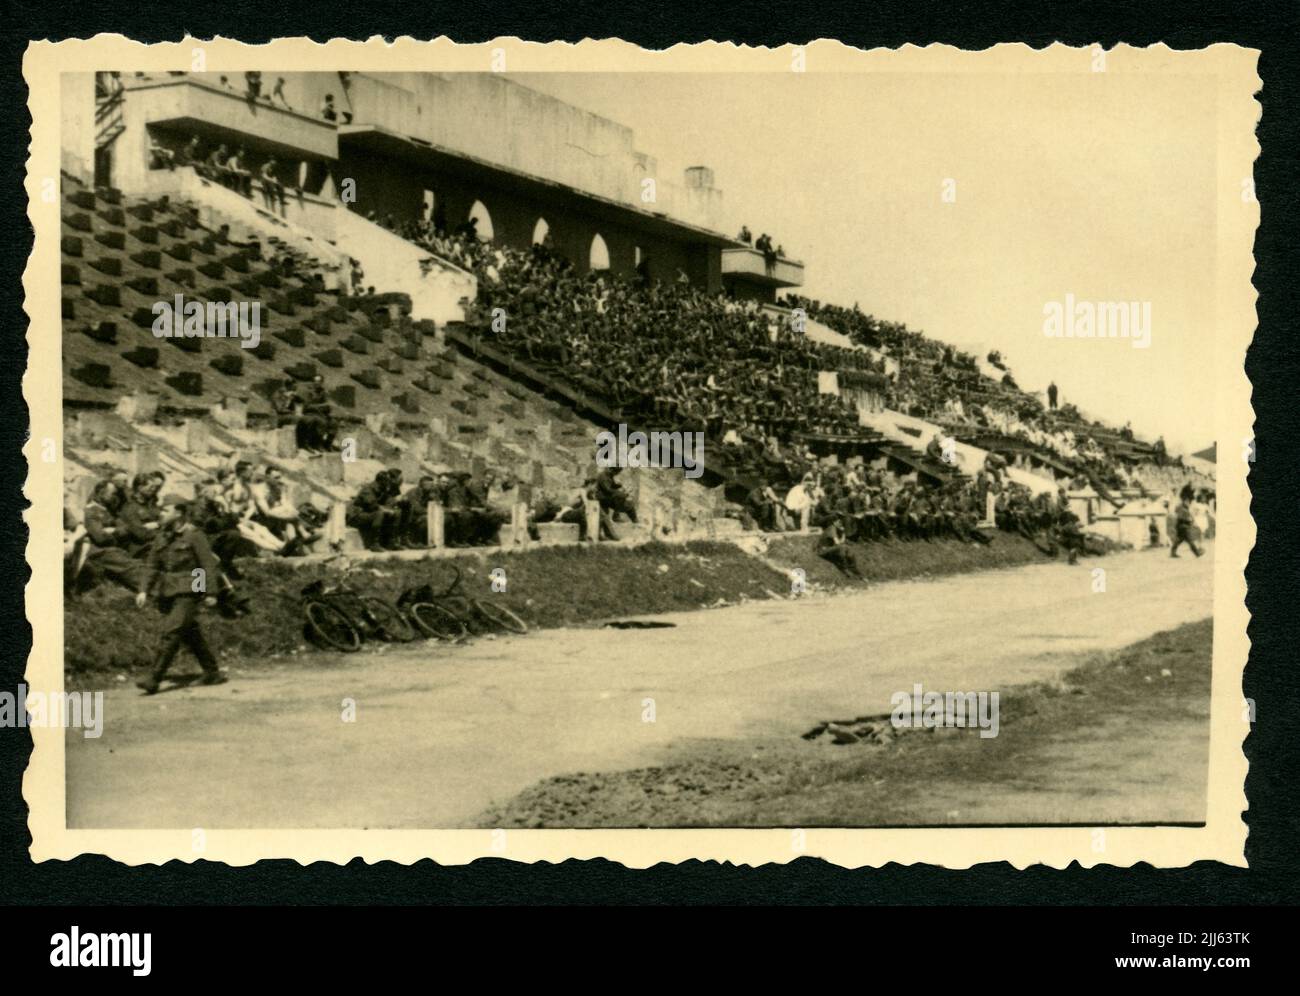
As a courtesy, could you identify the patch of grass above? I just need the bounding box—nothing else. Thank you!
[764,531,1051,590]
[64,540,789,679]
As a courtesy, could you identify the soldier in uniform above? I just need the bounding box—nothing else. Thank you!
[398,474,441,547]
[346,469,403,550]
[72,480,148,594]
[1170,493,1204,559]
[135,496,230,694]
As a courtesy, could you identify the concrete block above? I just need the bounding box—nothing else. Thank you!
[184,419,211,455]
[213,396,248,430]
[115,390,159,423]
[536,522,580,545]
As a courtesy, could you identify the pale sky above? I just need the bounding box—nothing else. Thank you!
[513,71,1220,455]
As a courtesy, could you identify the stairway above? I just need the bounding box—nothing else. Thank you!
[335,209,477,325]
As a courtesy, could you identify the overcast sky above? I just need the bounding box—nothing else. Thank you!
[513,71,1219,454]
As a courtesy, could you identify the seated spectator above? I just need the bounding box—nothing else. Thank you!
[226,146,252,196]
[201,143,230,184]
[817,519,863,578]
[250,466,315,555]
[259,156,285,210]
[148,138,175,171]
[66,480,148,594]
[346,469,403,551]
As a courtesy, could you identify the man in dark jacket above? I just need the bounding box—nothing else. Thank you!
[135,496,230,694]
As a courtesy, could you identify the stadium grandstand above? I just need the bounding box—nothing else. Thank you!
[60,69,1216,595]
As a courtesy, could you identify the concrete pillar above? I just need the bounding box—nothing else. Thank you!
[426,501,445,549]
[130,444,160,476]
[510,502,529,546]
[214,396,248,430]
[584,498,601,542]
[116,390,159,424]
[325,501,347,547]
[184,419,210,455]
[982,490,997,527]
[273,424,298,459]
[75,411,108,448]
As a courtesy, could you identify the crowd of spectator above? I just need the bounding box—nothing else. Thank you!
[344,465,641,551]
[65,462,330,597]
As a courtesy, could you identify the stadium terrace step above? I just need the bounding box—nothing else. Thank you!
[84,284,120,307]
[209,354,243,377]
[165,372,204,396]
[83,322,117,345]
[121,346,159,368]
[71,362,113,388]
[313,349,344,368]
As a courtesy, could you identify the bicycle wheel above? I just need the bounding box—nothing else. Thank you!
[358,597,417,642]
[304,600,362,652]
[408,602,471,641]
[470,598,529,635]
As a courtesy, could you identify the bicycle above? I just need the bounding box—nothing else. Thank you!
[400,564,528,640]
[301,578,416,652]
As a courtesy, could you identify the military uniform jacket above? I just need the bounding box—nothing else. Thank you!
[146,525,222,599]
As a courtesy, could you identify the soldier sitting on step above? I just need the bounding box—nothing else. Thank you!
[346,469,404,551]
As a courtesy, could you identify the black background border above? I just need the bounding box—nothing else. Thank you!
[1,0,1296,907]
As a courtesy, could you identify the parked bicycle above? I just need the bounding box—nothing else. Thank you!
[398,564,528,641]
[301,578,416,652]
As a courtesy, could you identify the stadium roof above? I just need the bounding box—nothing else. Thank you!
[339,124,738,249]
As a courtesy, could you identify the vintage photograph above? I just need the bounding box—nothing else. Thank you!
[24,39,1255,868]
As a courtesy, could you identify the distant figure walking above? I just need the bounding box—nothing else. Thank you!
[1047,381,1058,410]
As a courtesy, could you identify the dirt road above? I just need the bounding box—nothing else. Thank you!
[67,545,1213,828]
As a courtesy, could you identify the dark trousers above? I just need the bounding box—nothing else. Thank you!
[820,545,862,578]
[1171,526,1202,557]
[348,508,400,549]
[152,595,219,681]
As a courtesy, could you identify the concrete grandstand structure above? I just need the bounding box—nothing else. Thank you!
[59,69,1211,561]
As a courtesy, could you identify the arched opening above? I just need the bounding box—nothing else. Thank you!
[466,200,494,241]
[589,233,610,271]
[532,217,550,246]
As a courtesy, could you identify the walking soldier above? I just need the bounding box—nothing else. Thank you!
[135,495,230,694]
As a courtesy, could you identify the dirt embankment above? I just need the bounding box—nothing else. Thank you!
[479,618,1212,829]
[65,531,1055,680]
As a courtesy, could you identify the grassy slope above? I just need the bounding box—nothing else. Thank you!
[479,618,1213,828]
[64,531,1057,678]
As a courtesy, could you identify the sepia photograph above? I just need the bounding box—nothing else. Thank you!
[20,37,1256,871]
